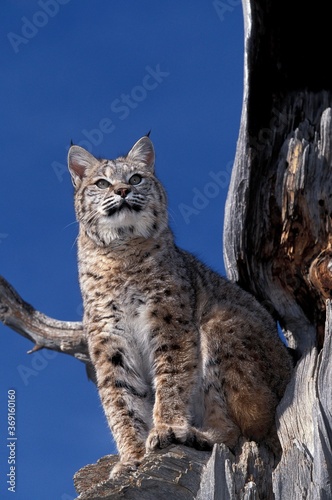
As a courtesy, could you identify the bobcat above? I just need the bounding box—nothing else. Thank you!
[68,135,292,477]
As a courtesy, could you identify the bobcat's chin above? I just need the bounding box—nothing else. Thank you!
[106,199,143,218]
[88,210,157,246]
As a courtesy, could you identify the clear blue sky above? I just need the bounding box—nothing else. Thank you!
[0,1,244,498]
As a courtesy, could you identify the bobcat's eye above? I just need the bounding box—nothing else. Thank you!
[129,174,142,186]
[95,179,111,189]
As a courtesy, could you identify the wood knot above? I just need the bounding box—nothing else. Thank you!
[308,250,332,299]
[0,303,10,319]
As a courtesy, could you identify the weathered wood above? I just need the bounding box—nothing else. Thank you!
[223,0,332,498]
[0,275,93,374]
[225,91,332,353]
[74,445,213,500]
[273,302,332,498]
[74,441,276,500]
[224,0,332,354]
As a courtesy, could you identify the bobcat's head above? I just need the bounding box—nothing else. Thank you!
[68,136,167,246]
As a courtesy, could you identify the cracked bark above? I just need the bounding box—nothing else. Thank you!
[223,0,332,497]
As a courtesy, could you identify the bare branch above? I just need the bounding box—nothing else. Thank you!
[0,275,91,369]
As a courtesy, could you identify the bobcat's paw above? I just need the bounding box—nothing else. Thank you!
[110,459,140,479]
[146,424,213,452]
[146,424,184,451]
[184,427,214,451]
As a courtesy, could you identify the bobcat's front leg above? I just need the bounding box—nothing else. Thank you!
[146,317,212,453]
[88,331,153,478]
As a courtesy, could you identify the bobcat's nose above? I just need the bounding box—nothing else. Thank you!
[114,185,131,198]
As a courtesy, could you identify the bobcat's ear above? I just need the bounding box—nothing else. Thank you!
[68,145,97,188]
[127,136,155,172]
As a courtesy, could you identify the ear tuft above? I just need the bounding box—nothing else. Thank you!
[68,146,97,188]
[126,136,155,172]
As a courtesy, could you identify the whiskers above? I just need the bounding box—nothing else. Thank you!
[73,183,168,245]
[62,220,80,250]
[69,208,104,248]
[167,207,177,227]
[101,197,120,214]
[71,234,79,250]
[82,208,102,236]
[63,220,79,230]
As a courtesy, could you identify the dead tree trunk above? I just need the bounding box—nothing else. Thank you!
[1,0,332,498]
[224,0,332,497]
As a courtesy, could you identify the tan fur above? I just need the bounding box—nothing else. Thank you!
[68,136,292,478]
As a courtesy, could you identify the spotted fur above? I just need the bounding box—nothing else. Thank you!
[68,136,292,478]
